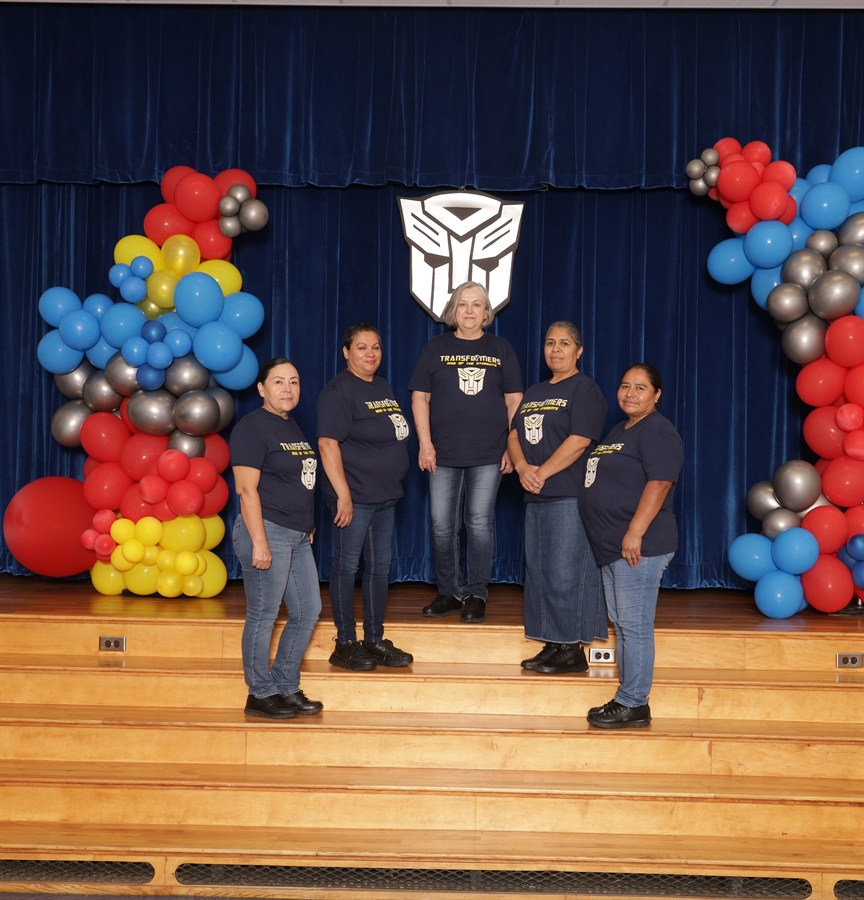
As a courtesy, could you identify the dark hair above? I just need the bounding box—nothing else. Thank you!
[621,363,662,393]
[343,323,381,350]
[258,357,296,385]
[545,320,583,348]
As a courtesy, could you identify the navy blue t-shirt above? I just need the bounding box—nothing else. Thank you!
[316,368,410,505]
[513,373,607,503]
[580,412,683,566]
[229,407,317,533]
[408,331,523,467]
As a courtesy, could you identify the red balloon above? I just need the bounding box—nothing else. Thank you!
[845,505,864,540]
[82,456,100,478]
[761,160,797,191]
[844,429,864,460]
[204,433,231,474]
[815,458,831,475]
[749,182,789,221]
[191,219,233,261]
[796,358,847,408]
[143,203,195,246]
[802,506,849,554]
[119,484,156,523]
[80,528,99,550]
[214,169,257,199]
[83,462,135,511]
[173,173,221,223]
[836,403,864,433]
[845,364,864,407]
[187,457,218,494]
[720,153,745,167]
[726,201,759,234]
[750,161,765,178]
[120,433,170,481]
[717,193,733,210]
[200,475,229,517]
[714,137,742,158]
[778,195,797,226]
[119,396,140,435]
[825,316,864,368]
[708,187,720,202]
[92,508,117,533]
[802,554,854,612]
[151,498,178,522]
[94,533,117,557]
[822,455,864,507]
[741,140,772,166]
[717,160,761,203]
[80,412,132,463]
[160,166,197,204]
[139,473,170,504]
[3,477,98,576]
[166,479,205,517]
[803,406,846,459]
[157,449,192,483]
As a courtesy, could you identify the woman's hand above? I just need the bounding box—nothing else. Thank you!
[418,442,437,474]
[621,529,643,567]
[517,462,544,495]
[252,540,272,570]
[500,449,514,474]
[333,495,354,528]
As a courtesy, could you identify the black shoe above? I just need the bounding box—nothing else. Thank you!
[329,640,378,671]
[422,594,463,618]
[363,638,413,667]
[280,689,324,715]
[534,643,589,675]
[587,700,651,729]
[244,693,298,720]
[461,595,486,623]
[521,642,559,670]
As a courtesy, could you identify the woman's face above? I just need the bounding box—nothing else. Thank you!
[453,288,486,334]
[258,363,300,417]
[544,327,583,375]
[343,331,382,381]
[618,367,661,419]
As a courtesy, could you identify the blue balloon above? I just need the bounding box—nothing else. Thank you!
[854,292,864,319]
[163,328,194,359]
[755,570,804,619]
[806,164,831,185]
[743,221,794,269]
[787,217,814,253]
[771,527,820,575]
[707,238,756,286]
[59,308,101,351]
[174,273,225,327]
[850,200,864,216]
[847,534,864,561]
[828,147,864,203]
[728,533,777,582]
[108,263,132,288]
[788,178,811,205]
[218,292,265,339]
[750,265,784,309]
[130,255,155,279]
[796,595,809,613]
[38,286,81,327]
[100,303,147,349]
[800,181,851,230]
[838,544,856,570]
[157,312,198,337]
[86,337,119,369]
[146,341,174,370]
[853,560,864,590]
[119,275,147,303]
[212,344,259,390]
[121,336,149,367]
[83,293,113,319]
[141,320,167,344]
[193,322,243,372]
[136,363,166,391]
[37,329,84,374]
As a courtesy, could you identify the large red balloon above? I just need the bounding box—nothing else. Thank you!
[173,173,221,223]
[200,475,229,517]
[801,506,849,554]
[822,455,864,507]
[796,358,847,408]
[143,203,195,246]
[83,462,134,511]
[160,166,197,204]
[726,202,759,235]
[803,406,846,460]
[845,365,864,407]
[802,555,854,612]
[845,505,864,540]
[191,219,233,261]
[741,141,771,166]
[3,477,97,576]
[214,169,257,199]
[204,433,231,474]
[80,413,132,463]
[761,160,796,191]
[120,433,170,481]
[717,160,761,203]
[749,182,788,220]
[825,316,864,368]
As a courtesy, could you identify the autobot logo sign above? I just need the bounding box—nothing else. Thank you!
[398,190,524,322]
[458,367,486,396]
[301,458,317,491]
[389,414,409,441]
[523,414,544,445]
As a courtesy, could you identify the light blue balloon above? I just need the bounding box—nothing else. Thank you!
[59,308,101,351]
[854,292,864,319]
[212,344,259,390]
[37,329,84,374]
[119,275,147,303]
[83,293,113,319]
[218,292,265,339]
[130,255,155,279]
[707,238,756,286]
[806,164,831,185]
[850,200,864,216]
[800,181,851,230]
[728,533,777,582]
[136,363,166,391]
[771,527,820,575]
[121,336,149,367]
[108,263,132,288]
[174,272,225,327]
[38,286,81,327]
[100,303,147,349]
[146,342,174,370]
[157,312,199,337]
[86,337,119,369]
[788,178,811,205]
[743,221,794,269]
[755,570,804,619]
[192,321,243,372]
[750,265,783,310]
[828,147,864,203]
[787,217,814,252]
[163,328,194,359]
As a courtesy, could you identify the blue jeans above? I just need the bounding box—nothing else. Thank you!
[429,463,501,600]
[601,552,674,707]
[328,499,396,644]
[234,517,322,698]
[523,498,608,644]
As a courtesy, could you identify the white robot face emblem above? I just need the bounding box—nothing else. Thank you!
[584,457,599,488]
[389,413,409,441]
[398,190,524,321]
[301,458,317,491]
[458,367,486,396]
[523,414,544,445]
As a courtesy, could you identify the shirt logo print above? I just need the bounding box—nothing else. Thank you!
[301,458,317,491]
[523,414,544,445]
[389,413,410,441]
[584,456,599,488]
[458,367,486,396]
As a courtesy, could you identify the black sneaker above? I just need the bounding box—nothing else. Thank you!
[534,643,589,675]
[422,594,463,618]
[587,700,651,729]
[363,638,413,667]
[244,693,298,719]
[521,642,559,670]
[280,689,324,715]
[329,640,378,671]
[461,595,486,623]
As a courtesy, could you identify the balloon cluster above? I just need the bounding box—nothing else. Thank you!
[693,140,864,616]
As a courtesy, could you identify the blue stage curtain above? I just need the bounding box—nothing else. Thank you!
[1,6,861,189]
[0,180,804,588]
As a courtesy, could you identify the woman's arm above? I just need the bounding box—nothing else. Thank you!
[317,437,353,527]
[500,391,524,474]
[621,480,674,567]
[535,434,591,483]
[411,391,437,474]
[508,428,544,494]
[233,466,271,569]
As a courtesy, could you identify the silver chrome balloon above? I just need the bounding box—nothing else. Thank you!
[51,399,94,447]
[767,282,809,323]
[238,199,269,231]
[127,389,177,435]
[808,270,861,321]
[218,195,241,217]
[689,178,709,196]
[219,215,242,238]
[54,359,96,399]
[746,480,781,521]
[762,507,802,540]
[104,352,140,397]
[838,212,864,247]
[797,493,837,519]
[227,184,252,204]
[164,355,210,395]
[702,165,720,188]
[82,370,123,412]
[780,249,827,291]
[168,430,205,458]
[829,243,864,286]
[700,148,720,167]
[686,159,707,180]
[772,459,822,513]
[780,312,827,364]
[805,230,839,258]
[173,390,220,436]
[205,386,236,432]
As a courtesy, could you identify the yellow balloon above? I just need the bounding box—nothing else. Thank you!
[147,269,179,309]
[162,234,201,276]
[174,550,199,576]
[110,518,136,544]
[183,575,204,597]
[121,538,145,564]
[114,234,163,270]
[142,544,160,567]
[124,563,160,595]
[91,561,125,596]
[198,549,228,598]
[161,515,206,553]
[137,298,164,320]
[156,568,183,598]
[110,545,136,572]
[136,516,164,547]
[156,549,177,571]
[202,515,226,550]
[194,552,208,576]
[198,259,242,296]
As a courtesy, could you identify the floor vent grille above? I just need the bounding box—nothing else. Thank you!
[0,859,154,884]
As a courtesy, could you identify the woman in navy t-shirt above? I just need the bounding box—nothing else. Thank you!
[318,324,413,671]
